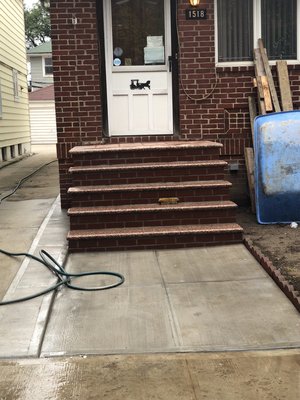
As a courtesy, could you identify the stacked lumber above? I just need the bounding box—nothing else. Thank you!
[246,39,294,213]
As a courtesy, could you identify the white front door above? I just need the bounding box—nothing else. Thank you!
[104,0,173,136]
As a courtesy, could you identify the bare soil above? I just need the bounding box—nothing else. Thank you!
[236,207,300,293]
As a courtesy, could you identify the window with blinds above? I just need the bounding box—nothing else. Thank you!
[217,0,298,63]
[217,0,253,62]
[262,0,297,60]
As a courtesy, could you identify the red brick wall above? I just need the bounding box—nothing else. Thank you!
[177,0,300,203]
[50,0,103,207]
[176,0,254,203]
[51,0,300,208]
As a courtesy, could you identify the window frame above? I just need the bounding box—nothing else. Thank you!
[215,0,300,66]
[42,56,53,77]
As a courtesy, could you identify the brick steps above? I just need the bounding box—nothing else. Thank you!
[68,201,237,230]
[69,160,227,185]
[68,180,232,207]
[67,223,243,252]
[70,141,223,165]
[67,140,243,251]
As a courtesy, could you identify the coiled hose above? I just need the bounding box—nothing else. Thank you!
[0,248,125,306]
[0,159,125,305]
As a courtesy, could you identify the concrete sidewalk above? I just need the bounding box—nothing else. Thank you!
[0,145,300,399]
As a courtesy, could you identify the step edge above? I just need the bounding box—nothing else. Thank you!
[68,180,232,194]
[69,141,223,154]
[69,160,228,173]
[67,223,244,239]
[68,201,238,215]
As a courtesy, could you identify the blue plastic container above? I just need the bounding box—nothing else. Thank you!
[254,110,300,224]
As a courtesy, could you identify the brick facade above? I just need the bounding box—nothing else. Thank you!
[50,0,300,208]
[51,0,103,207]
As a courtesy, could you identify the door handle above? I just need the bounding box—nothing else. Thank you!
[168,56,173,72]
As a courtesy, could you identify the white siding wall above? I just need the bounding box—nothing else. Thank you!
[29,101,57,144]
[0,0,31,161]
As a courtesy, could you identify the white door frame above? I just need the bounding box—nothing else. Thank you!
[103,0,173,136]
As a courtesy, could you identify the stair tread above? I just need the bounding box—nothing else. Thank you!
[68,180,232,194]
[68,201,237,215]
[68,223,243,239]
[70,141,223,155]
[69,160,227,173]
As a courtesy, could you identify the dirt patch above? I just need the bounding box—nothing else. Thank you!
[236,207,300,293]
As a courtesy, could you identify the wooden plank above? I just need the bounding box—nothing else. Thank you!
[248,96,257,146]
[244,147,256,213]
[254,64,266,115]
[253,50,267,114]
[254,49,265,76]
[261,75,273,111]
[254,49,272,112]
[276,60,293,111]
[256,76,267,114]
[255,81,266,115]
[258,39,281,112]
[254,67,265,100]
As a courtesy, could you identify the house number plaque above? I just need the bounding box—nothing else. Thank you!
[185,9,207,20]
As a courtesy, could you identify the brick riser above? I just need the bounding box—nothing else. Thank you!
[69,207,236,230]
[71,147,222,166]
[71,166,225,186]
[70,186,230,207]
[68,231,243,253]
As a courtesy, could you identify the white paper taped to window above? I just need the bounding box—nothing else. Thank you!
[146,36,163,47]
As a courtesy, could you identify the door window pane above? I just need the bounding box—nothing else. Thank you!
[111,0,165,66]
[262,0,297,60]
[217,0,253,62]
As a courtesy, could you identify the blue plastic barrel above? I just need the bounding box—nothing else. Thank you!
[254,110,300,224]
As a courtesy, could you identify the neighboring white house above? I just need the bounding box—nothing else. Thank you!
[27,41,53,91]
[29,84,57,144]
[27,40,57,144]
[0,0,31,165]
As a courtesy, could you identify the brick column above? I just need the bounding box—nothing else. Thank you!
[50,0,103,208]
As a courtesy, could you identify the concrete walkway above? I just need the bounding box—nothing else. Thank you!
[0,146,300,399]
[42,243,300,357]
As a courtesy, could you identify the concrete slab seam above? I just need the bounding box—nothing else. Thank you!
[29,199,70,358]
[243,237,300,313]
[155,251,182,348]
[0,195,69,358]
[2,196,61,299]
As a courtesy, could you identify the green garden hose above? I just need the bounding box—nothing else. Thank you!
[0,248,125,306]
